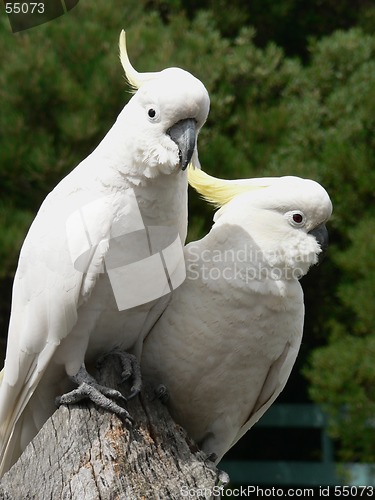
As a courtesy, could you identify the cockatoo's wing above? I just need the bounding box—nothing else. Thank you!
[229,340,301,450]
[0,192,110,474]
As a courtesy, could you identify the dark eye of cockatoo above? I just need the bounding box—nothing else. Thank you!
[285,210,306,227]
[293,213,303,224]
[147,106,161,123]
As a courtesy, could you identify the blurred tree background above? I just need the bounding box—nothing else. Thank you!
[0,0,375,466]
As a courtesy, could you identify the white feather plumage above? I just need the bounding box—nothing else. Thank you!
[0,32,210,476]
[141,175,332,463]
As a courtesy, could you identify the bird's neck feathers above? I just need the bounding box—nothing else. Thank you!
[201,210,320,284]
[91,106,145,181]
[185,225,303,299]
[99,160,188,242]
[132,170,188,242]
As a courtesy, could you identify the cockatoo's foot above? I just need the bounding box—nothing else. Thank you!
[97,350,142,400]
[155,384,170,404]
[55,365,133,423]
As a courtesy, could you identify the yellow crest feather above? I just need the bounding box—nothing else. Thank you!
[188,166,270,208]
[119,30,160,92]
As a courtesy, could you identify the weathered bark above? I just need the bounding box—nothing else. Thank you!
[0,357,225,499]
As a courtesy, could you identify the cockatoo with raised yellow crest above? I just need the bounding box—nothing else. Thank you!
[141,167,332,463]
[0,31,210,476]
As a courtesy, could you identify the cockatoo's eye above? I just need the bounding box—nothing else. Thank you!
[293,213,303,224]
[147,107,160,122]
[285,210,306,227]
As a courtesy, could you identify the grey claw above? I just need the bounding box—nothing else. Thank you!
[56,366,133,424]
[97,350,142,399]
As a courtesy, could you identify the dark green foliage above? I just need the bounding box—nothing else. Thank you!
[307,335,375,462]
[1,0,374,463]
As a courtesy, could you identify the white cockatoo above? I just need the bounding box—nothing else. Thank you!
[0,31,210,476]
[141,168,332,463]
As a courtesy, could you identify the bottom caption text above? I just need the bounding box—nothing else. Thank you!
[180,485,374,497]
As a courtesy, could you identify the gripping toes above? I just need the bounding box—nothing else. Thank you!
[97,350,142,400]
[56,364,133,423]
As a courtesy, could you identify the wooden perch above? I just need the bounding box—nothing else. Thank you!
[0,357,225,499]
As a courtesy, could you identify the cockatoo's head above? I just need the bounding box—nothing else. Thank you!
[117,31,210,179]
[189,168,333,278]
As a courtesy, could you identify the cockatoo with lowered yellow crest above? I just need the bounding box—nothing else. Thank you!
[141,167,332,464]
[0,31,210,476]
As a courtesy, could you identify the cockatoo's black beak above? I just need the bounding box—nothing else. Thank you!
[309,223,329,263]
[167,118,196,171]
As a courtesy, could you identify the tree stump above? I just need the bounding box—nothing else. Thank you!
[0,357,225,499]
